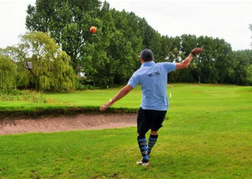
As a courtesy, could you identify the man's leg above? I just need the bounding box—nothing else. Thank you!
[147,130,158,155]
[136,108,150,166]
[145,110,166,156]
[137,133,149,163]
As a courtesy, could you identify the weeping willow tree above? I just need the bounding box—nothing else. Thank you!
[0,55,17,90]
[2,31,76,91]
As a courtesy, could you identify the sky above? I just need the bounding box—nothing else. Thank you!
[0,0,251,51]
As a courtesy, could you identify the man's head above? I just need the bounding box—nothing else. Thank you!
[140,49,154,62]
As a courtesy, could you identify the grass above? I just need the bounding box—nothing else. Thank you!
[0,84,251,178]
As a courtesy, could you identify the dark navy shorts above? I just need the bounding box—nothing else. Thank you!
[137,107,167,135]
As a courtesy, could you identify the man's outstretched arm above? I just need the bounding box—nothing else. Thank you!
[176,47,203,70]
[100,85,133,111]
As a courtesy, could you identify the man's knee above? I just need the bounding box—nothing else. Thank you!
[150,130,158,135]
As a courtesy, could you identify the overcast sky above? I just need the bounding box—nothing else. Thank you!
[0,0,251,51]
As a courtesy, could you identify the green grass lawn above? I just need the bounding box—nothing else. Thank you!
[0,84,251,178]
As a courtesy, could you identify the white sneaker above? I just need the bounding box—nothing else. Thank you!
[136,160,150,167]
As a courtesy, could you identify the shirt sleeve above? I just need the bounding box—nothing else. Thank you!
[127,73,139,88]
[163,62,176,73]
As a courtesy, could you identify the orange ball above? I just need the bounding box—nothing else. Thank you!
[90,26,97,33]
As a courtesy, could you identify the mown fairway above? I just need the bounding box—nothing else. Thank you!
[0,84,251,178]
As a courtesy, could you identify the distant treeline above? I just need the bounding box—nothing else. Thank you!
[0,0,251,91]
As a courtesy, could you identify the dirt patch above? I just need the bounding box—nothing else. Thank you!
[0,113,137,135]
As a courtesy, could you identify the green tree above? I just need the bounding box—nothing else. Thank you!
[164,36,181,83]
[26,0,101,74]
[232,51,250,85]
[82,1,114,87]
[107,9,142,85]
[2,31,76,91]
[178,34,198,82]
[197,36,218,83]
[0,55,17,90]
[107,31,135,85]
[209,38,233,84]
[25,0,252,87]
[247,64,252,85]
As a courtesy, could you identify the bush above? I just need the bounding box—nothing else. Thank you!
[0,89,57,103]
[76,78,95,90]
[76,84,94,90]
[0,89,22,95]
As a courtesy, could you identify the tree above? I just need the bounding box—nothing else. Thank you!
[232,51,250,85]
[163,36,181,83]
[211,38,233,84]
[0,55,17,90]
[247,64,252,85]
[24,0,252,87]
[106,9,141,85]
[1,31,76,91]
[178,34,198,82]
[26,0,101,74]
[107,31,135,84]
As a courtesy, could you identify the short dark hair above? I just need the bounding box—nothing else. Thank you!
[140,49,154,62]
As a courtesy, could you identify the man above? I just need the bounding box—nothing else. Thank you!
[100,47,203,167]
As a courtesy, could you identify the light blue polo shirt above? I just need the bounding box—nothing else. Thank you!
[128,61,176,111]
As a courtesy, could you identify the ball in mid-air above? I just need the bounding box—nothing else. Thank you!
[90,26,97,33]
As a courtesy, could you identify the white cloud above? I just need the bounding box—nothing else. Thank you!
[0,0,35,48]
[104,0,252,50]
[0,0,251,51]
